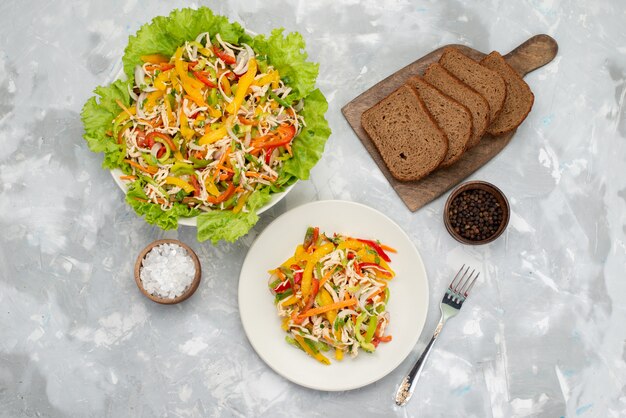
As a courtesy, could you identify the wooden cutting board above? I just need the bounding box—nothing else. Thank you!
[341,34,558,211]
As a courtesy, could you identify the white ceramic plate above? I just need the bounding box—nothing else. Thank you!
[110,169,295,226]
[238,200,429,391]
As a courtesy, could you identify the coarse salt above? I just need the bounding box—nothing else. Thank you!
[140,243,195,299]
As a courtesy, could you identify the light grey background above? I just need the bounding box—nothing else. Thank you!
[1,0,625,417]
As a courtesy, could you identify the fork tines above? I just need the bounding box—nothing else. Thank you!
[449,265,480,298]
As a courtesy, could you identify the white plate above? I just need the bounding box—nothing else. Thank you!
[110,169,295,226]
[238,200,429,391]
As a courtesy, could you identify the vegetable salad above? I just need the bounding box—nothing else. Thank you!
[114,33,303,215]
[269,227,396,365]
[81,8,330,243]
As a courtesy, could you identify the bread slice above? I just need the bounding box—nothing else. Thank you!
[439,47,507,123]
[480,51,534,136]
[407,76,472,167]
[423,63,490,148]
[361,85,448,182]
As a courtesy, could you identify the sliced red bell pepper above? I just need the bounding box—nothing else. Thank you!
[293,270,303,285]
[265,147,275,165]
[213,45,236,65]
[356,239,391,262]
[193,71,217,88]
[273,280,291,294]
[159,63,175,71]
[188,175,202,197]
[136,130,154,149]
[146,131,177,152]
[347,252,355,260]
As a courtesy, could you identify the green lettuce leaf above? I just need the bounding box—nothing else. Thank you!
[81,79,131,169]
[123,8,249,79]
[250,29,319,100]
[197,210,259,244]
[82,7,331,244]
[278,89,331,183]
[126,181,199,230]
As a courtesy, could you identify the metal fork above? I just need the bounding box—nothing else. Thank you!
[394,265,480,406]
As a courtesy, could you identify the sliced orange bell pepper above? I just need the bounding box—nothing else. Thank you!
[301,242,334,300]
[225,58,257,115]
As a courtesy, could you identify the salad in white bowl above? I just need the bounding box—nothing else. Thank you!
[81,7,330,243]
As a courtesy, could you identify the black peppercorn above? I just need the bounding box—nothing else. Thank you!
[448,188,504,241]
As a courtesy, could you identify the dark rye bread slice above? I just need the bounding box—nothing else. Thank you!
[439,47,507,123]
[480,51,535,136]
[423,63,490,148]
[361,85,448,182]
[407,75,472,167]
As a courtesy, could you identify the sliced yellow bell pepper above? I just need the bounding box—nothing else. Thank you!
[153,70,171,91]
[144,90,164,112]
[294,334,330,366]
[164,176,195,193]
[253,69,280,87]
[204,176,220,197]
[198,126,227,145]
[301,242,334,300]
[174,47,204,89]
[294,244,308,263]
[194,114,206,127]
[232,191,251,214]
[171,74,182,93]
[281,317,291,331]
[220,76,232,96]
[319,288,337,326]
[141,54,170,64]
[206,105,222,119]
[174,47,206,106]
[179,111,195,140]
[225,58,257,115]
[335,348,344,361]
[164,97,175,127]
[280,295,299,307]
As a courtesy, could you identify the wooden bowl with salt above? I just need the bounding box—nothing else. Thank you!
[134,239,202,305]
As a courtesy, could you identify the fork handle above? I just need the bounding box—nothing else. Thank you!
[394,319,445,406]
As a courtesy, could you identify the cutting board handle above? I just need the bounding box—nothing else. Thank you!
[504,34,558,76]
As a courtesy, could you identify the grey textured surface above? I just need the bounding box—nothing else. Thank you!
[1,0,625,417]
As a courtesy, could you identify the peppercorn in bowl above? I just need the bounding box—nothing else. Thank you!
[443,181,510,245]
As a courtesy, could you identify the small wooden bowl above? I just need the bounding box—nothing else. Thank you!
[443,181,510,245]
[134,239,202,304]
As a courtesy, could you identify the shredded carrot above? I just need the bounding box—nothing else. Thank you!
[318,269,333,288]
[115,99,134,118]
[124,159,158,175]
[213,149,230,180]
[244,171,276,182]
[380,244,397,253]
[216,164,234,173]
[299,298,357,318]
[119,175,137,181]
[132,197,148,203]
[275,269,286,281]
